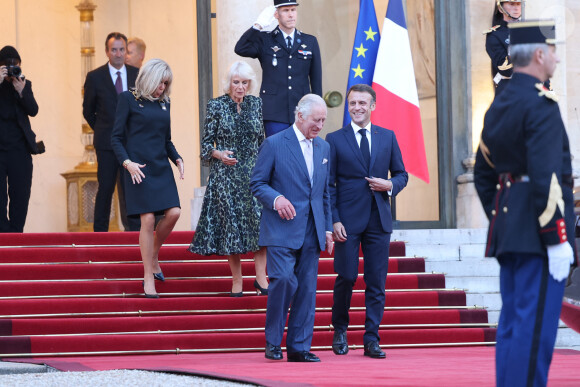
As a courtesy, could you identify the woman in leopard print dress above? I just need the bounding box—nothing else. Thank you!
[189,61,268,297]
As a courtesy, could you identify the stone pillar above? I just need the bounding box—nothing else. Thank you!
[456,155,488,228]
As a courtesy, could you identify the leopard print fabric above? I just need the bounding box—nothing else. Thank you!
[189,94,265,255]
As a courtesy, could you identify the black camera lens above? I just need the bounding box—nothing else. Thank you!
[7,65,21,78]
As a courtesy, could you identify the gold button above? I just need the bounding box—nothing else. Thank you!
[503,207,508,213]
[506,181,511,188]
[563,235,568,241]
[491,210,497,216]
[496,184,501,190]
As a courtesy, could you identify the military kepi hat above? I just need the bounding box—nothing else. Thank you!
[274,0,299,7]
[509,20,557,45]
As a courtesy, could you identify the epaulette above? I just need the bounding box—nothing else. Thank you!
[535,83,559,102]
[482,25,501,35]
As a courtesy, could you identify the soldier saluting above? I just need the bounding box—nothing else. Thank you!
[474,20,575,387]
[235,0,322,137]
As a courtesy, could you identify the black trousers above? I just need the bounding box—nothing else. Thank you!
[94,149,139,232]
[0,149,33,233]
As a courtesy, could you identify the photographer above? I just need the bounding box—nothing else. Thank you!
[0,45,39,233]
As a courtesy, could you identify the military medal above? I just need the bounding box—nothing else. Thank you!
[271,46,280,67]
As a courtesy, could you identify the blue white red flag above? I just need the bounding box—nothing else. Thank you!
[343,0,380,126]
[371,0,429,183]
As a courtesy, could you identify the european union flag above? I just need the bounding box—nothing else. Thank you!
[343,0,380,126]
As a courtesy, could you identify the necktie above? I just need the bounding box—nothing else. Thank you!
[286,36,292,50]
[359,129,371,169]
[114,71,123,94]
[303,139,313,184]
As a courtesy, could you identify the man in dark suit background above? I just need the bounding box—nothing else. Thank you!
[326,84,408,359]
[250,94,333,362]
[235,0,322,137]
[83,32,140,232]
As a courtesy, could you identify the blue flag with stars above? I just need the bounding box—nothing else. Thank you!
[343,0,380,126]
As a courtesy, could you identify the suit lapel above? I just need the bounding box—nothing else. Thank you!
[101,65,118,97]
[342,124,367,170]
[285,129,310,182]
[369,125,381,171]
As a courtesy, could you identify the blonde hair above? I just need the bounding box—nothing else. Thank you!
[134,59,172,102]
[128,37,146,54]
[222,61,257,95]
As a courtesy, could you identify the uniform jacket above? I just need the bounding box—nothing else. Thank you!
[2,79,39,154]
[82,63,139,150]
[485,20,513,83]
[235,26,322,124]
[326,124,408,234]
[474,73,575,258]
[250,127,332,251]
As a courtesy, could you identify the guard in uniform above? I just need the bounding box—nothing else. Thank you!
[483,1,524,95]
[235,0,322,137]
[474,20,575,387]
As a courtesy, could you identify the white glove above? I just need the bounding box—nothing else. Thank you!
[547,242,574,282]
[253,5,278,32]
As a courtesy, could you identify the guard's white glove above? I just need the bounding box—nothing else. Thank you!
[547,242,574,282]
[253,5,278,32]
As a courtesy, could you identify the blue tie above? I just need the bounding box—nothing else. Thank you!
[359,129,370,169]
[286,36,292,50]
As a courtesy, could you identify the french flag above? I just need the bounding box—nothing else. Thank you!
[372,0,429,183]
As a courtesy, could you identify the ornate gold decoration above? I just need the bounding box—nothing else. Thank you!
[538,173,564,227]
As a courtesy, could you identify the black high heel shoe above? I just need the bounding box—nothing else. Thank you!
[142,281,159,299]
[254,280,269,296]
[230,291,244,297]
[153,272,165,282]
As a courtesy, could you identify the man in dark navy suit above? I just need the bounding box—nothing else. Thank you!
[474,20,574,387]
[83,32,139,232]
[251,94,333,362]
[326,84,408,359]
[235,0,322,137]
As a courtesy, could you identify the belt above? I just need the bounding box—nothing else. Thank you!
[498,173,574,188]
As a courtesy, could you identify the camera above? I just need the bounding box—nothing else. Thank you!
[6,64,22,78]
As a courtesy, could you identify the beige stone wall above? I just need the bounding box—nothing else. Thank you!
[2,0,199,232]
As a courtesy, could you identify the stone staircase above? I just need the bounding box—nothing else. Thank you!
[392,228,580,350]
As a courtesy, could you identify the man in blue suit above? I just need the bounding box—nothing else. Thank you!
[235,0,322,137]
[250,94,333,362]
[326,84,408,359]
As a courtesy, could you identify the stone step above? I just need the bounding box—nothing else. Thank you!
[426,259,500,277]
[444,276,500,293]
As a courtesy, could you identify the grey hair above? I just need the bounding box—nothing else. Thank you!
[134,59,173,102]
[222,61,257,95]
[510,43,550,67]
[294,94,327,122]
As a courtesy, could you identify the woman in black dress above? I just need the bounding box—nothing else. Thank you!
[111,59,184,298]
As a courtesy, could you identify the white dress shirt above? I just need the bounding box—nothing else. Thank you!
[281,29,296,48]
[108,63,128,92]
[351,121,372,154]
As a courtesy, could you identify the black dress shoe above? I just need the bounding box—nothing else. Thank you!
[265,342,283,360]
[253,280,268,296]
[287,351,320,362]
[364,341,386,359]
[153,272,165,282]
[332,331,349,355]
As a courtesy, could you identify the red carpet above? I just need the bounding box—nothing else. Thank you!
[7,347,580,386]
[0,232,495,357]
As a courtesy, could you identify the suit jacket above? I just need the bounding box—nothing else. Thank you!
[235,26,322,124]
[250,127,332,250]
[326,124,408,234]
[82,63,139,151]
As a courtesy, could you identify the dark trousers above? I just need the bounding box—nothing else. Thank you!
[332,199,390,344]
[94,149,139,232]
[264,120,291,138]
[496,253,565,387]
[0,149,33,233]
[265,212,320,353]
